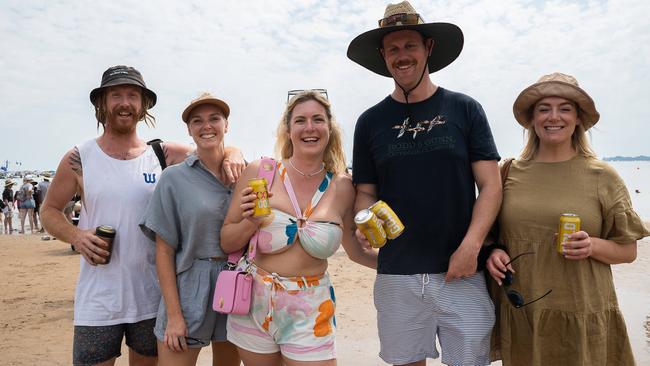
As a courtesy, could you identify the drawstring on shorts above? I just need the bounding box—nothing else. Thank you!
[421,273,430,299]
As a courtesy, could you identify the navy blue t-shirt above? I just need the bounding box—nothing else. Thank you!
[352,87,500,274]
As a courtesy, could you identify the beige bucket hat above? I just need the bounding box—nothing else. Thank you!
[181,92,230,123]
[513,72,600,129]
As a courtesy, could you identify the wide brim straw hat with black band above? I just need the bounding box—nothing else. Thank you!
[89,65,157,108]
[347,1,464,77]
[181,92,230,123]
[513,72,600,130]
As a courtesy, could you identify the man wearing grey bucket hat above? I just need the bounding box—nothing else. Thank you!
[41,65,245,366]
[348,2,501,365]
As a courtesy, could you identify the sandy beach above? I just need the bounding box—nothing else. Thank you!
[1,233,648,366]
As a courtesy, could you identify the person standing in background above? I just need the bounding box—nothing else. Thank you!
[37,176,50,233]
[2,180,14,234]
[18,175,36,234]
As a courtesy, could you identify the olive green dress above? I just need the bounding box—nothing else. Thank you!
[490,156,649,366]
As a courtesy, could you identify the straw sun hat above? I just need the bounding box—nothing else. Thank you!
[347,1,464,77]
[181,92,230,123]
[513,72,600,130]
[4,180,14,188]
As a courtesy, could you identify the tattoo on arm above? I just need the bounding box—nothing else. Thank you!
[69,147,83,176]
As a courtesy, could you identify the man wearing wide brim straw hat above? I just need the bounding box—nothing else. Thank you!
[40,65,245,365]
[348,2,501,365]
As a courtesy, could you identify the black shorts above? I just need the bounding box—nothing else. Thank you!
[73,318,157,365]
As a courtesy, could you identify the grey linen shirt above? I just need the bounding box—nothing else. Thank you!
[140,153,232,274]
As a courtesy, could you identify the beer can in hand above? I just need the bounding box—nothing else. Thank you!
[355,209,387,248]
[557,213,580,254]
[369,200,405,239]
[95,225,116,264]
[248,178,271,217]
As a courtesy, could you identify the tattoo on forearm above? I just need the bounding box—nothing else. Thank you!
[69,147,83,176]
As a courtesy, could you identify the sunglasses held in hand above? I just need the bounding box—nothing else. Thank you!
[184,336,207,346]
[502,251,552,308]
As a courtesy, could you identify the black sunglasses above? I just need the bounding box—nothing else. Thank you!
[287,89,328,102]
[378,12,423,27]
[184,336,207,346]
[502,251,552,308]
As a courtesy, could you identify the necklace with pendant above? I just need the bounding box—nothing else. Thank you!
[288,158,325,178]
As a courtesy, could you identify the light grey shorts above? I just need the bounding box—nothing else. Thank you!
[374,271,495,365]
[154,259,229,347]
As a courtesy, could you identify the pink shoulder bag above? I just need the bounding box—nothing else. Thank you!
[213,158,276,315]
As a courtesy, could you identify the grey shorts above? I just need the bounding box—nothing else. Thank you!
[154,259,229,347]
[374,272,495,365]
[73,318,157,365]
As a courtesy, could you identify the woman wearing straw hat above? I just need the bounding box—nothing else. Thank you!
[140,92,241,366]
[221,90,377,365]
[485,72,649,365]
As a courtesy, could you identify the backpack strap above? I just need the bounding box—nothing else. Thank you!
[147,139,167,170]
[226,157,277,264]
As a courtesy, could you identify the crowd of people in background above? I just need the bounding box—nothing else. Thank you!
[1,175,50,235]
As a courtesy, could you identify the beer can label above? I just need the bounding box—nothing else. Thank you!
[369,200,405,239]
[557,213,580,254]
[249,178,271,216]
[355,209,387,248]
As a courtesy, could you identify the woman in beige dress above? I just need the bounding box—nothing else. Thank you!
[485,72,649,365]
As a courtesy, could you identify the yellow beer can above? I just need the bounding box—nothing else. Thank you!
[557,213,580,254]
[354,209,387,248]
[248,178,271,217]
[369,200,405,239]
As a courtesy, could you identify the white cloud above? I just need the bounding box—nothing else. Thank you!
[0,0,648,171]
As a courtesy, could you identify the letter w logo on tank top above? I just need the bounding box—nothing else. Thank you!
[142,173,156,184]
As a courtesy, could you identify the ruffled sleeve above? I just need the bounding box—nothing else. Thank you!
[599,163,650,242]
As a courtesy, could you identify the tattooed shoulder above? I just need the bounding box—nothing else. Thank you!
[69,147,83,176]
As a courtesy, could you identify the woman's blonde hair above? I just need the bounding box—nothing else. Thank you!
[275,91,347,174]
[519,102,597,161]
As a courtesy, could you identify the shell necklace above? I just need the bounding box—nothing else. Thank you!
[288,158,325,178]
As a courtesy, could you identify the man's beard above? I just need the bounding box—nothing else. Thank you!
[106,106,141,134]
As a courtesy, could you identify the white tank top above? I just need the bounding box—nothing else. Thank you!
[74,139,162,326]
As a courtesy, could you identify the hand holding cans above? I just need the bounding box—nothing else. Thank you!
[354,200,404,248]
[557,213,580,254]
[95,225,116,264]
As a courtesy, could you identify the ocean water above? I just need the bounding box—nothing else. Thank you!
[608,161,650,221]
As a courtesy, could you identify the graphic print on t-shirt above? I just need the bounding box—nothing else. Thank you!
[387,114,454,158]
[392,115,446,139]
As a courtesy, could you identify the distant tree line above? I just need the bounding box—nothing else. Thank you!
[602,155,650,161]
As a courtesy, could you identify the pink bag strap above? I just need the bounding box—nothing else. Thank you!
[226,157,277,264]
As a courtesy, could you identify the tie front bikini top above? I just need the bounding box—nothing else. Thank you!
[255,161,342,259]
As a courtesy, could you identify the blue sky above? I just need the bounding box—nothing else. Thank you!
[1,0,648,170]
